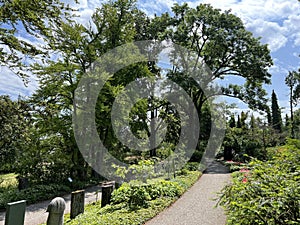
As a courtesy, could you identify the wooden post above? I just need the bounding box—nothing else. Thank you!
[101,183,114,208]
[70,190,85,219]
[5,200,26,225]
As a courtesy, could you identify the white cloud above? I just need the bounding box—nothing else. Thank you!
[183,0,300,53]
[246,19,288,52]
[0,67,38,99]
[283,14,300,46]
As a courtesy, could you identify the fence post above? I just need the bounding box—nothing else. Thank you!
[5,200,26,225]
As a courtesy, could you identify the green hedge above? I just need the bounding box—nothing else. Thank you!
[0,184,71,209]
[218,139,300,225]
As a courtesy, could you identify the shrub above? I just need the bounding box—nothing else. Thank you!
[218,139,300,225]
[0,184,70,209]
[111,179,185,209]
[66,171,201,225]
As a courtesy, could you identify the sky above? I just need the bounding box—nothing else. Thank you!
[1,0,300,116]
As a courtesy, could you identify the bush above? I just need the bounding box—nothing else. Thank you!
[0,184,71,209]
[66,171,201,225]
[111,179,185,209]
[218,139,300,225]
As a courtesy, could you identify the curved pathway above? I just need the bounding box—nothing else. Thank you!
[0,185,102,225]
[144,161,231,225]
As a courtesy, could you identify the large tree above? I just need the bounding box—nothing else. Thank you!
[30,0,151,179]
[154,3,272,111]
[0,95,31,172]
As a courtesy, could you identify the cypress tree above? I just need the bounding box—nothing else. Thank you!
[236,115,242,128]
[271,90,282,132]
[229,115,236,128]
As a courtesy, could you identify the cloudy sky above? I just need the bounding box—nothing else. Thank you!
[1,0,300,115]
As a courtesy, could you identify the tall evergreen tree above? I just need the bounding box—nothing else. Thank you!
[271,90,282,132]
[236,115,242,128]
[228,115,236,128]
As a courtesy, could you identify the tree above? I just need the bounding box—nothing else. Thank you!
[156,3,272,113]
[236,115,242,128]
[293,109,300,139]
[228,114,236,128]
[29,0,154,180]
[0,0,75,81]
[271,90,282,133]
[285,70,300,138]
[0,96,31,172]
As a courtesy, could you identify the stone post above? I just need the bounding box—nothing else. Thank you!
[46,197,66,225]
[70,190,85,219]
[17,176,29,190]
[5,200,26,225]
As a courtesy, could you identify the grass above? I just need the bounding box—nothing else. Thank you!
[0,173,18,189]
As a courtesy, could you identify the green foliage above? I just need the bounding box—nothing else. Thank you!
[0,184,71,209]
[0,96,31,172]
[0,173,18,189]
[286,70,300,104]
[271,90,283,132]
[218,139,300,225]
[66,197,174,225]
[113,159,156,182]
[221,110,287,162]
[111,178,185,209]
[163,3,272,111]
[66,171,200,225]
[0,0,75,80]
[223,161,250,172]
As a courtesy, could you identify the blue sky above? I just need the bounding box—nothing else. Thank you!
[1,0,300,116]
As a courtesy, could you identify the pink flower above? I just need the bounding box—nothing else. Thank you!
[242,177,248,183]
[239,168,249,173]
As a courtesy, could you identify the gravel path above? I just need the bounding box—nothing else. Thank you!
[0,185,102,225]
[144,161,231,225]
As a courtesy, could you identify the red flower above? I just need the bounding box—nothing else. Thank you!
[242,177,248,183]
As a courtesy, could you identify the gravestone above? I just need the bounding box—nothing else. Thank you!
[70,190,85,219]
[101,182,115,208]
[5,200,26,225]
[46,197,66,225]
[17,176,29,190]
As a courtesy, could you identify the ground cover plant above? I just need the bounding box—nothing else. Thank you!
[218,139,300,225]
[63,170,201,225]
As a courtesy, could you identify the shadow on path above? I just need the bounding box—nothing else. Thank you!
[204,160,230,174]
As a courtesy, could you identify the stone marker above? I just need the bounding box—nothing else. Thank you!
[17,176,29,190]
[101,182,115,208]
[46,197,66,225]
[70,190,85,219]
[5,200,26,225]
